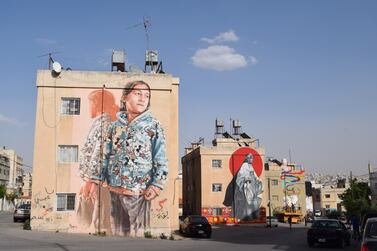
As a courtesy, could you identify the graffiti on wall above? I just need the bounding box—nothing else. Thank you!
[223,147,263,221]
[280,166,305,207]
[76,80,169,237]
[31,187,54,223]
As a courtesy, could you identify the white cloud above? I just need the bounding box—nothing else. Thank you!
[191,45,248,71]
[0,114,23,127]
[34,38,57,45]
[250,56,258,65]
[201,30,239,44]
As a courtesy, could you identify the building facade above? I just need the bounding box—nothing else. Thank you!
[264,159,306,217]
[32,69,179,237]
[22,172,32,197]
[320,186,346,213]
[182,128,266,224]
[0,152,10,186]
[0,148,23,194]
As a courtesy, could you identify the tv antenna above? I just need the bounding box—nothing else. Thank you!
[38,51,60,70]
[125,17,151,50]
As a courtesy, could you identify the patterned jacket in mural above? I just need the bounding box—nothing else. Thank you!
[79,113,111,181]
[101,111,168,193]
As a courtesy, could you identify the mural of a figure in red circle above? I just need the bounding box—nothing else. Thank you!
[223,147,263,221]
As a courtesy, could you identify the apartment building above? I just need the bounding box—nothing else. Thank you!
[182,120,267,224]
[31,63,179,237]
[264,159,306,216]
[0,153,10,186]
[0,147,23,193]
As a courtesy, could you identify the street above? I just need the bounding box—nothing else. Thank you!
[0,211,361,251]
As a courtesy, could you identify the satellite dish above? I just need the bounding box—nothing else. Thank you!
[52,61,62,74]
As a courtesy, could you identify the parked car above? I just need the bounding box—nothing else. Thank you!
[361,212,377,235]
[179,215,212,238]
[13,203,31,222]
[361,217,377,251]
[266,216,278,227]
[307,219,351,248]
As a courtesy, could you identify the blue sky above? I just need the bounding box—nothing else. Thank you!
[0,1,376,175]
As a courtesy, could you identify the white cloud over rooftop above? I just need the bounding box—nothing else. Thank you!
[200,30,239,44]
[191,45,248,71]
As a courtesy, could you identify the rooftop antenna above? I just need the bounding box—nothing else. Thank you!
[125,17,164,74]
[125,17,151,51]
[38,51,60,70]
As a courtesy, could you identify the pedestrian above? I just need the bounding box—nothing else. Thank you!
[79,80,168,237]
[288,215,292,230]
[350,214,361,241]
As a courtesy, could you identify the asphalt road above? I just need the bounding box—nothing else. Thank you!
[0,211,361,251]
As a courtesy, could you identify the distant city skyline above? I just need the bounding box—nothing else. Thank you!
[0,1,376,175]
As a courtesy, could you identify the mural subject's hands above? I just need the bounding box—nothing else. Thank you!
[144,185,161,200]
[80,181,98,203]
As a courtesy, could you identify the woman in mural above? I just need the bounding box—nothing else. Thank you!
[80,80,168,237]
[223,153,263,221]
[77,90,119,232]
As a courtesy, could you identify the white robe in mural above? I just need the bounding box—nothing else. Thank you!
[234,161,263,220]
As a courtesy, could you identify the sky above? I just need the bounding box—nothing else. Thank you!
[0,1,376,175]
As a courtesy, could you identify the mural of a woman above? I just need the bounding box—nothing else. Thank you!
[223,153,263,221]
[79,80,168,237]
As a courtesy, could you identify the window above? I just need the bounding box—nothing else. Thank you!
[325,194,330,198]
[325,205,330,209]
[212,160,222,168]
[212,183,222,192]
[272,195,279,201]
[61,98,80,115]
[272,179,278,186]
[57,193,76,211]
[58,145,78,163]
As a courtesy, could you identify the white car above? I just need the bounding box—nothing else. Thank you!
[266,216,279,227]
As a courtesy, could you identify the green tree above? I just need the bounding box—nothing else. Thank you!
[0,185,5,199]
[5,192,18,206]
[0,185,5,210]
[339,179,371,217]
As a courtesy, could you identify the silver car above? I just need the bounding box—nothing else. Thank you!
[13,203,31,222]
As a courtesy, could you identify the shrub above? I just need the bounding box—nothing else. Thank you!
[23,219,31,230]
[144,231,152,238]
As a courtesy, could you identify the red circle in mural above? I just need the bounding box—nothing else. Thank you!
[228,147,263,177]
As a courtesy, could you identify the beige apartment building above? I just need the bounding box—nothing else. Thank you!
[22,172,32,197]
[0,148,24,194]
[32,68,179,237]
[0,152,10,186]
[182,123,267,224]
[320,186,346,212]
[264,159,306,219]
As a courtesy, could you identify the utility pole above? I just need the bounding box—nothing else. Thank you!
[268,178,272,227]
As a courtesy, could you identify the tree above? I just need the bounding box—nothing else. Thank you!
[0,185,5,199]
[0,185,5,210]
[5,192,18,206]
[339,179,371,217]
